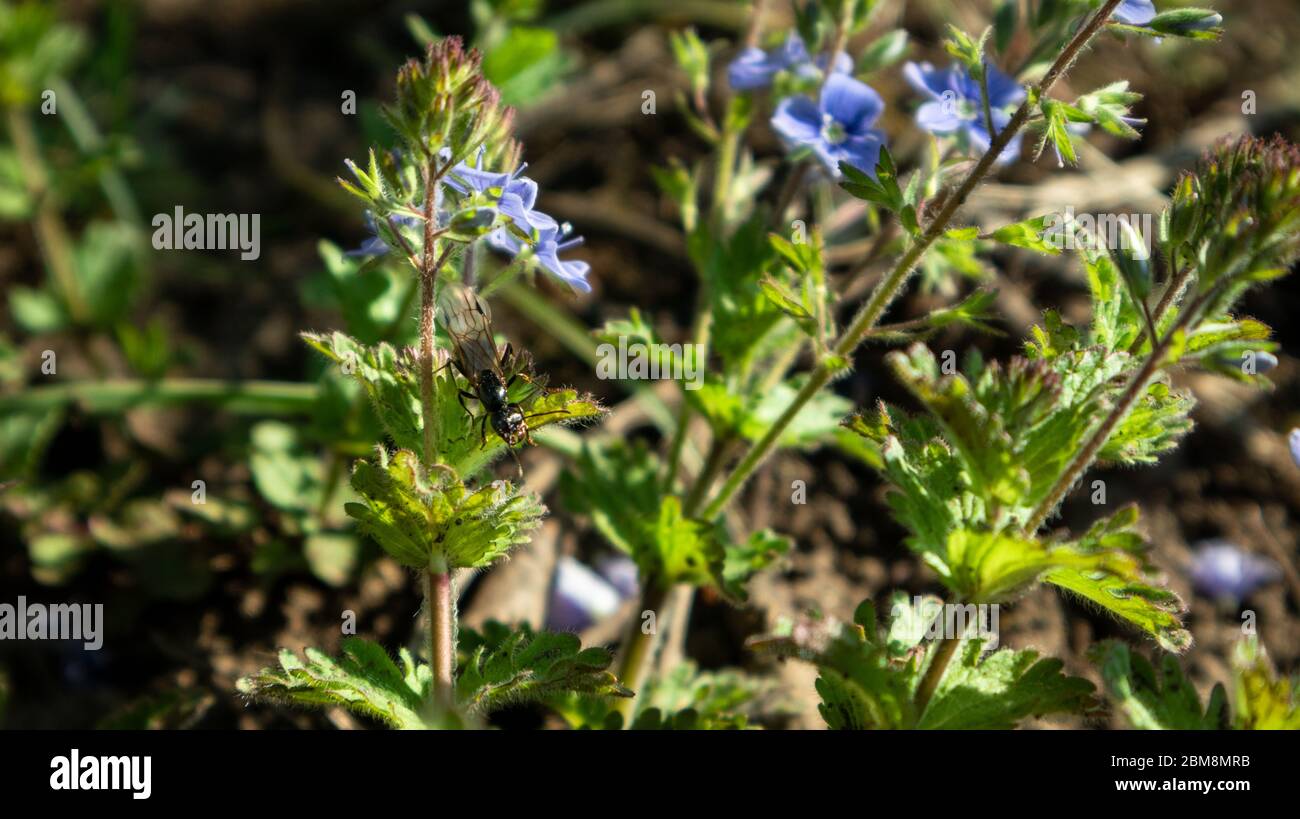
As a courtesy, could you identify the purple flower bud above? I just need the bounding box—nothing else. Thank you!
[1190,539,1281,601]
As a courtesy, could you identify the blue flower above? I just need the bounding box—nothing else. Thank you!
[1113,0,1156,26]
[1190,539,1281,602]
[770,73,887,178]
[347,211,421,258]
[446,154,559,237]
[904,61,1025,165]
[728,33,851,91]
[1289,427,1300,468]
[490,222,592,293]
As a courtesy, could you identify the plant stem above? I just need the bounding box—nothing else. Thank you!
[0,377,319,415]
[699,0,1126,522]
[415,155,456,705]
[612,581,668,722]
[426,568,454,704]
[913,628,962,716]
[1126,264,1192,355]
[418,157,444,469]
[6,106,90,325]
[1022,296,1201,535]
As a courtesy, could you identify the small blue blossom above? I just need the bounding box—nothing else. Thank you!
[490,222,592,293]
[447,153,559,237]
[770,73,887,178]
[728,33,850,91]
[1288,427,1300,468]
[904,60,1025,164]
[347,211,421,258]
[1190,539,1281,602]
[1113,0,1157,26]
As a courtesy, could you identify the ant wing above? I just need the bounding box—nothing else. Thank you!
[439,283,503,377]
[502,348,550,405]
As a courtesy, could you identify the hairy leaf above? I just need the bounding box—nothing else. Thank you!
[346,448,544,570]
[1091,640,1227,729]
[456,622,631,713]
[918,640,1095,729]
[237,638,457,730]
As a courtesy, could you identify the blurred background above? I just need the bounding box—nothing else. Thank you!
[1,0,1299,728]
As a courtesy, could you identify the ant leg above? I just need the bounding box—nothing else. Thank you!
[457,390,477,420]
[523,408,570,422]
[479,414,489,448]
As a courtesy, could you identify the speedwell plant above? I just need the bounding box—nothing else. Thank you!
[239,0,1300,730]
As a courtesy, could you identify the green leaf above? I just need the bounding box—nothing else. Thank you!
[346,448,544,570]
[1097,379,1194,466]
[75,221,144,327]
[482,26,568,106]
[559,439,663,559]
[652,495,725,589]
[856,29,909,74]
[749,601,915,730]
[237,638,460,730]
[1231,638,1300,729]
[1091,640,1227,729]
[919,639,1095,728]
[304,330,603,477]
[1045,511,1191,652]
[249,420,323,514]
[10,286,67,333]
[1037,99,1081,166]
[987,214,1062,255]
[722,528,791,601]
[1075,81,1144,140]
[308,241,411,345]
[456,621,631,713]
[741,379,853,448]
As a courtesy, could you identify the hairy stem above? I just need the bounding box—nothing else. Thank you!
[612,581,668,722]
[419,157,444,468]
[426,568,454,703]
[699,0,1126,522]
[913,628,962,716]
[1126,263,1193,355]
[1022,293,1203,535]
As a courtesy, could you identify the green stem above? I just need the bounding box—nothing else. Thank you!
[1126,263,1192,355]
[0,378,319,415]
[418,158,444,469]
[6,106,90,325]
[912,626,962,716]
[699,0,1126,523]
[612,580,668,722]
[49,78,141,226]
[1023,288,1209,534]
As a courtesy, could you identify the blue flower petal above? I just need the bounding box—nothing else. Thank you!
[820,73,884,133]
[1113,0,1157,26]
[771,95,823,145]
[915,100,963,135]
[728,46,781,90]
